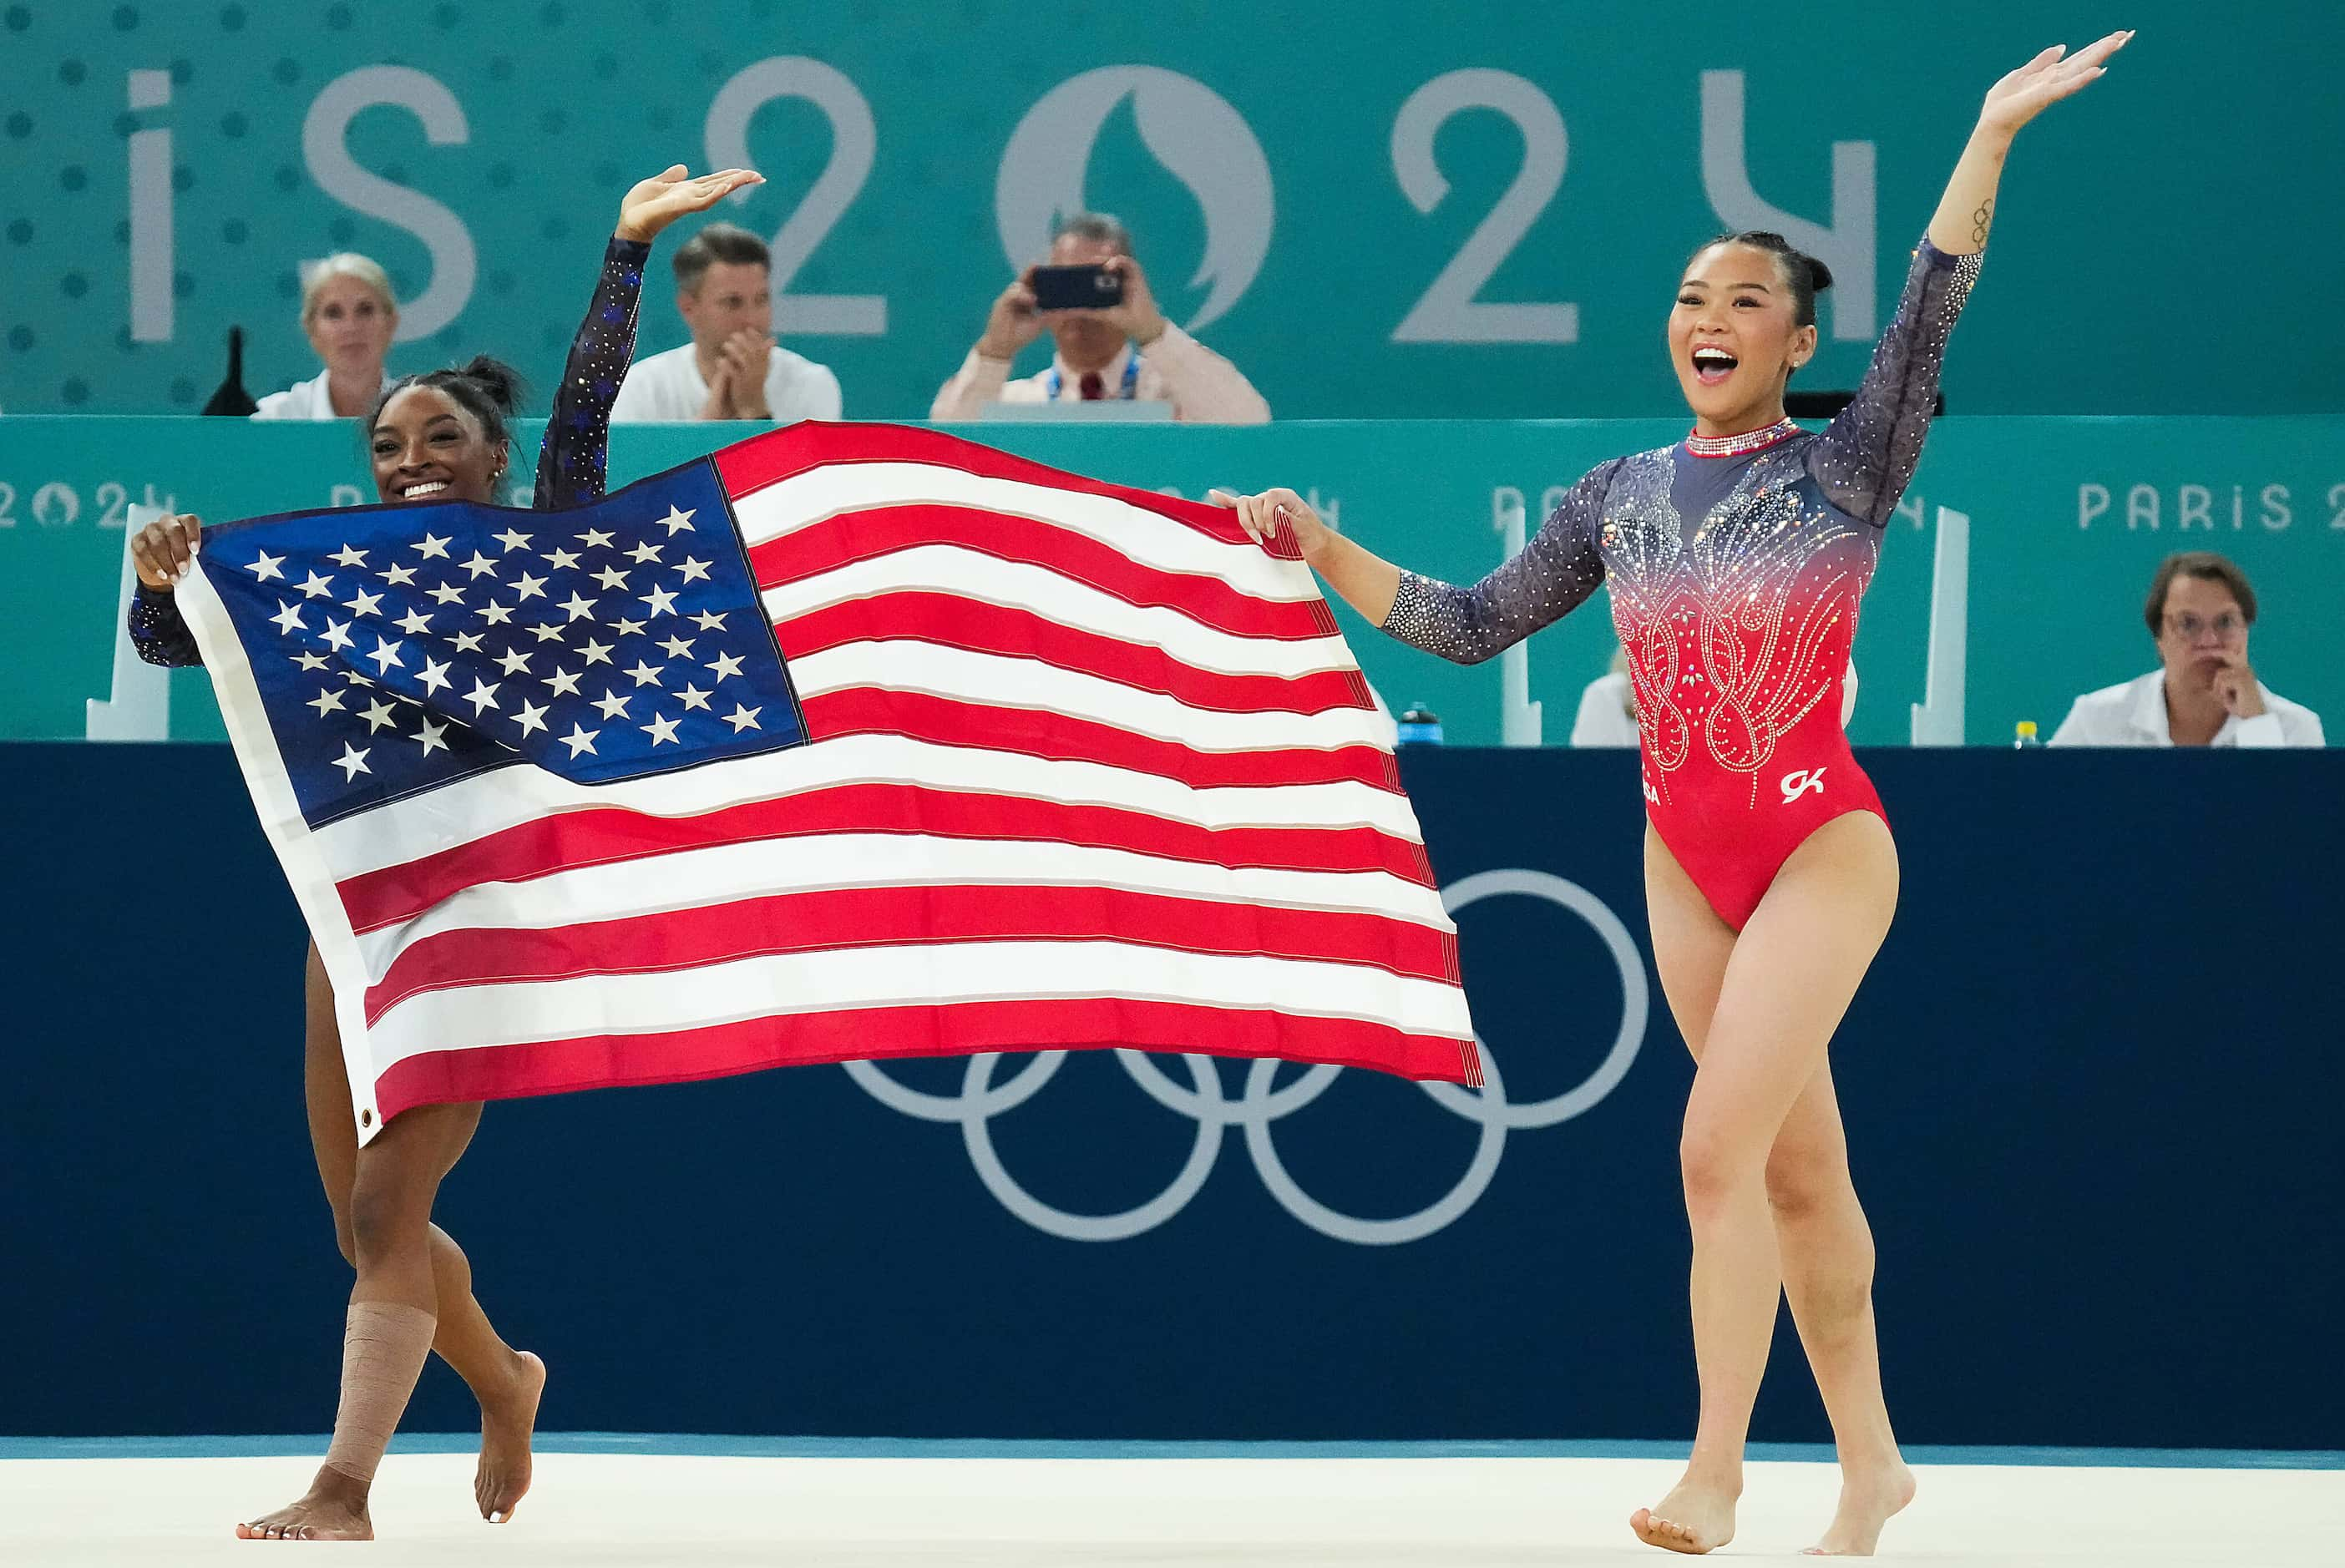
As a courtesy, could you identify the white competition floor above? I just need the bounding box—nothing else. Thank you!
[3,1437,2338,1566]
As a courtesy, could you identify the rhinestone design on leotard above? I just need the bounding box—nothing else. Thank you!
[1376,235,1977,792]
[1601,443,1873,807]
[1684,417,1802,458]
[1374,237,1977,926]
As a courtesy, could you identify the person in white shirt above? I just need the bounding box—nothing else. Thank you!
[252,253,396,420]
[2050,551,2323,747]
[1571,649,1858,746]
[609,223,842,423]
[931,212,1269,424]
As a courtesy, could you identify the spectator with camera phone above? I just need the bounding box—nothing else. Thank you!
[930,212,1269,423]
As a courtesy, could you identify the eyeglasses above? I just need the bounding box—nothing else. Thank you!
[2165,611,2246,640]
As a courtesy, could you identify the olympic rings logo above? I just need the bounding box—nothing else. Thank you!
[842,870,1649,1246]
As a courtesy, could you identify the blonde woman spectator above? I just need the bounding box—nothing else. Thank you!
[253,254,398,420]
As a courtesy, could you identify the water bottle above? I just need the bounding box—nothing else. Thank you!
[1396,705,1444,746]
[2013,720,2042,749]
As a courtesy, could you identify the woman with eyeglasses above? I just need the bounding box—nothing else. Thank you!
[2048,551,2324,746]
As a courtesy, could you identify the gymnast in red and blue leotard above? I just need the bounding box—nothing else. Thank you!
[1214,33,2132,1555]
[1380,234,1977,929]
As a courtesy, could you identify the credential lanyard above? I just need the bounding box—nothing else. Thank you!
[1043,353,1141,402]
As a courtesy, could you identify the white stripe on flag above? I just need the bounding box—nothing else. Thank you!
[792,643,1390,752]
[733,462,1313,602]
[368,939,1474,1065]
[311,732,1421,883]
[762,544,1359,680]
[352,831,1451,984]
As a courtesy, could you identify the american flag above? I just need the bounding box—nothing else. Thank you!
[178,422,1476,1141]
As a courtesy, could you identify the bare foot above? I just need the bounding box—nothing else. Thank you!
[235,1472,372,1541]
[1803,1464,1916,1556]
[1630,1474,1739,1555]
[474,1348,545,1524]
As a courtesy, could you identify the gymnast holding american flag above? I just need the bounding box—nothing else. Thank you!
[124,162,769,1542]
[129,170,1471,1540]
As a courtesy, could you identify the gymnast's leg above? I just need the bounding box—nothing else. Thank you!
[1765,1060,1913,1555]
[1629,815,1897,1555]
[300,943,544,1525]
[239,1093,486,1540]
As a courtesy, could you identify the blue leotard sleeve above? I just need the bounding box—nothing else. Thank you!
[1379,458,1621,665]
[128,582,203,668]
[534,235,650,510]
[1806,237,1983,526]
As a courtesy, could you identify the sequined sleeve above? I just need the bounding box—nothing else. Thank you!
[534,235,650,509]
[128,582,202,667]
[1807,237,1982,527]
[1380,460,1619,665]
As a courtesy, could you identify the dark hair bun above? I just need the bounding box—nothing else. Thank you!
[453,355,524,415]
[1806,256,1836,293]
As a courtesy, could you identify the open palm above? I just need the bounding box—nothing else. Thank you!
[615,164,764,243]
[1980,32,2132,136]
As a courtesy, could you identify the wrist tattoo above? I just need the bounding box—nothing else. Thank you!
[1971,198,1994,249]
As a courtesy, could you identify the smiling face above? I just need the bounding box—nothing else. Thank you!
[1669,243,1817,436]
[367,385,506,504]
[304,275,397,380]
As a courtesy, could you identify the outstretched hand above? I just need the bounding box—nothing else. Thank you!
[1978,32,2133,138]
[615,164,765,244]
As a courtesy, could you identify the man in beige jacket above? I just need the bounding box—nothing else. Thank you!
[930,212,1269,424]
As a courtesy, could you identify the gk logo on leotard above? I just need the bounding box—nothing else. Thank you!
[1780,766,1828,803]
[840,872,1649,1245]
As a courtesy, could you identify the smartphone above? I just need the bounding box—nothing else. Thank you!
[1029,263,1125,311]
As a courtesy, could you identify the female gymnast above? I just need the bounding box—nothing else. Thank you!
[1216,35,2130,1555]
[125,163,763,1542]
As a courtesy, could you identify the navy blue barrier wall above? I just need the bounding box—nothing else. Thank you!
[4,744,2338,1448]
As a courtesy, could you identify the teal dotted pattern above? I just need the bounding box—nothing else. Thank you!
[0,0,2323,423]
[0,0,917,415]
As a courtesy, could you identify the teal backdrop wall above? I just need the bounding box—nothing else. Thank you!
[0,1,2334,421]
[6,415,2342,746]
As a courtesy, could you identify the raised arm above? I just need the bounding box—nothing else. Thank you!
[534,236,649,509]
[536,164,765,508]
[1213,462,1619,666]
[1811,31,2131,524]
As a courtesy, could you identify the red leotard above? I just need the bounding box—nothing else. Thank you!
[1382,239,1981,928]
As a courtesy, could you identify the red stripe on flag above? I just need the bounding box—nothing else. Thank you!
[800,687,1405,794]
[372,995,1479,1124]
[751,505,1335,641]
[777,593,1370,717]
[717,422,1291,559]
[363,883,1461,1025]
[339,779,1432,933]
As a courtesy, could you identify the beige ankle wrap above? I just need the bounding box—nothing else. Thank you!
[320,1302,435,1485]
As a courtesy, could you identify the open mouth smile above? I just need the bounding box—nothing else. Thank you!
[1691,346,1739,387]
